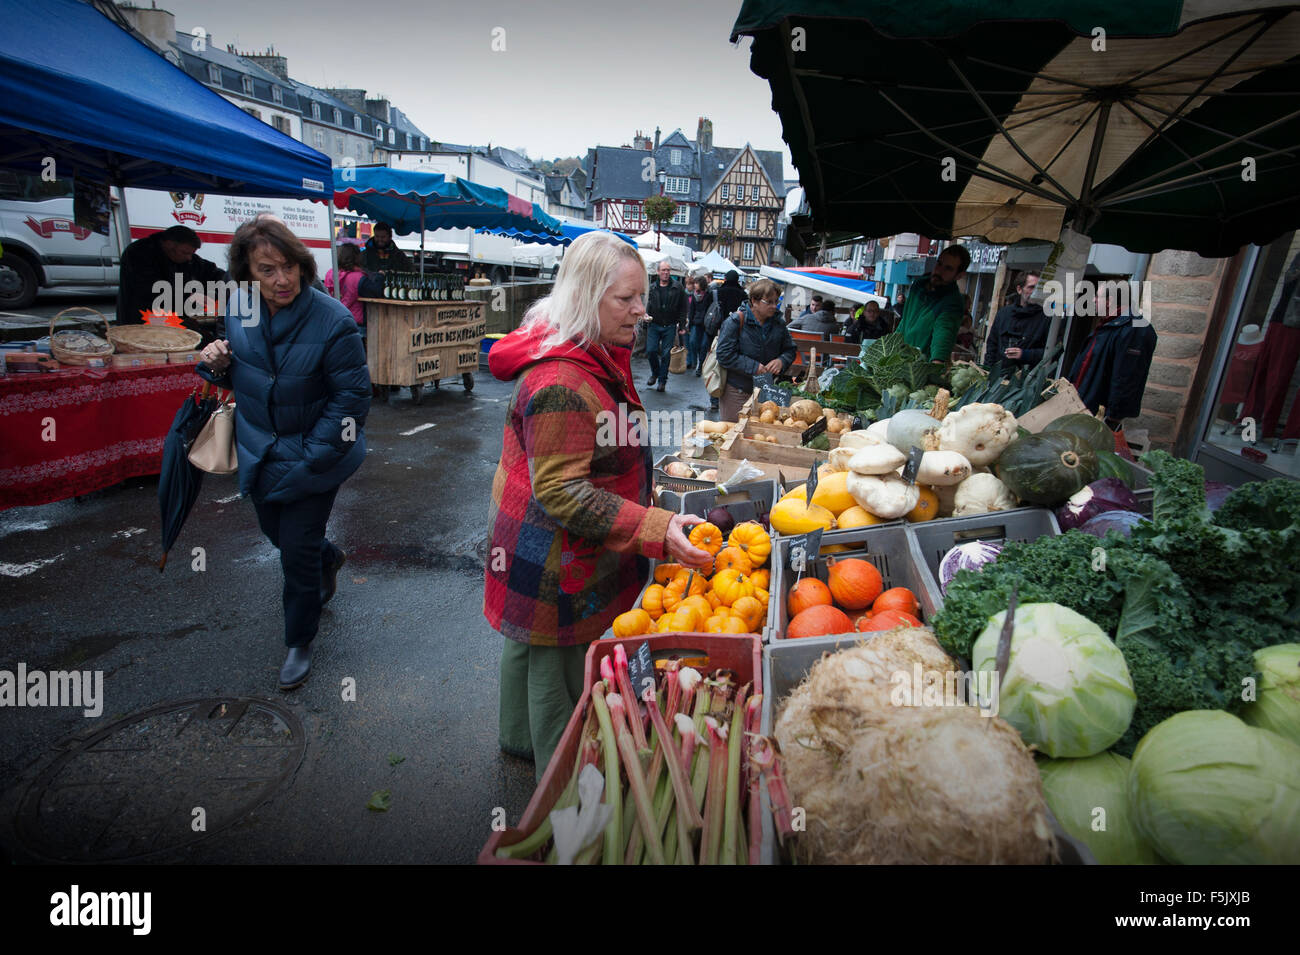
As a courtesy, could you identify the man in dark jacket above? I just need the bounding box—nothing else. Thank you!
[715,270,746,320]
[643,260,687,391]
[116,226,228,331]
[984,271,1049,368]
[361,222,412,274]
[1069,285,1158,427]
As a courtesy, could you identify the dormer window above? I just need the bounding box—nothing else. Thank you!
[241,75,253,95]
[333,108,342,126]
[311,102,321,120]
[207,64,221,84]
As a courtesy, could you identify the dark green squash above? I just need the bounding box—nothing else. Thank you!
[995,431,1100,505]
[1095,449,1137,487]
[1043,412,1114,454]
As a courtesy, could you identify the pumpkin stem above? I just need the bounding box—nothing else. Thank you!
[1061,451,1080,468]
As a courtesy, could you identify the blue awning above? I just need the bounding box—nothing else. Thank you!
[332,167,563,235]
[0,0,331,198]
[759,265,885,305]
[477,221,636,247]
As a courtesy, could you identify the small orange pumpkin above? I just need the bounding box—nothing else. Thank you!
[653,563,684,584]
[873,587,920,618]
[688,521,725,555]
[612,609,653,637]
[857,609,923,632]
[712,546,753,576]
[663,571,708,612]
[711,568,756,607]
[750,567,770,590]
[727,521,771,567]
[826,557,883,611]
[731,594,766,631]
[641,584,666,619]
[787,577,832,618]
[787,604,854,639]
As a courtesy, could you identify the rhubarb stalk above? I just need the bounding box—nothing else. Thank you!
[612,644,650,751]
[751,736,794,842]
[646,694,704,829]
[721,683,749,866]
[700,717,729,864]
[607,693,666,865]
[590,685,625,866]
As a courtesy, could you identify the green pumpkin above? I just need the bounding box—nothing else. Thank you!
[1095,449,1136,487]
[996,431,1100,505]
[1043,413,1114,454]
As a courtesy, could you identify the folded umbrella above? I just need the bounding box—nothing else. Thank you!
[157,383,220,571]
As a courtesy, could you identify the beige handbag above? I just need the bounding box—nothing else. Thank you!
[189,396,238,474]
[668,343,688,374]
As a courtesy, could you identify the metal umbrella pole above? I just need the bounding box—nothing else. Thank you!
[419,203,426,278]
[328,204,340,300]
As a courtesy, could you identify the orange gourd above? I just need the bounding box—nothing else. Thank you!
[730,595,765,631]
[663,571,708,612]
[668,605,705,631]
[787,577,832,618]
[688,522,725,555]
[750,568,770,590]
[727,522,771,567]
[678,594,714,622]
[786,604,853,639]
[857,609,922,632]
[612,609,653,637]
[712,546,753,576]
[710,568,755,607]
[719,615,749,634]
[705,590,724,610]
[826,557,883,611]
[654,563,684,584]
[754,586,770,605]
[873,587,919,618]
[641,584,666,619]
[905,486,940,523]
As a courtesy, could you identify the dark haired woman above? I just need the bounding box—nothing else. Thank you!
[197,215,371,690]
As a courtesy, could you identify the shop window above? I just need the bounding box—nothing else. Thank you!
[1203,230,1300,477]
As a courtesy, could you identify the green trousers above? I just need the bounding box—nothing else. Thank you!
[498,639,588,783]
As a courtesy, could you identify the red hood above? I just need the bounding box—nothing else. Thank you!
[489,322,638,401]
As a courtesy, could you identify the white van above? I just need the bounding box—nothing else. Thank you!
[0,172,334,311]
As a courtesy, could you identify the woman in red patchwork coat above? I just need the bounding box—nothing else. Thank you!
[485,232,712,777]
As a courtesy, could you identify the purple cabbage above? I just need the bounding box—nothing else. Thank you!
[938,540,1004,594]
[1055,478,1140,531]
[1205,482,1234,513]
[1078,510,1147,538]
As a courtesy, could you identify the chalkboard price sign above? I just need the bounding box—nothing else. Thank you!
[789,528,824,576]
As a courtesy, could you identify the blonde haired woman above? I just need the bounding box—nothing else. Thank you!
[484,232,711,777]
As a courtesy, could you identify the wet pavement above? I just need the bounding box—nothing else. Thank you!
[0,324,714,864]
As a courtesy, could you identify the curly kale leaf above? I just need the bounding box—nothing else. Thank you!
[1214,478,1300,532]
[1139,449,1209,525]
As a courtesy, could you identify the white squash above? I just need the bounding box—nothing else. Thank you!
[837,429,881,451]
[915,450,972,486]
[937,403,1018,467]
[846,471,920,520]
[848,445,907,475]
[828,447,856,472]
[952,472,1018,516]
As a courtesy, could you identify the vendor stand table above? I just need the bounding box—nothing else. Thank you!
[0,363,199,511]
[360,298,485,404]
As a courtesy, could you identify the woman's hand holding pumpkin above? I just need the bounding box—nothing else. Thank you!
[664,513,714,571]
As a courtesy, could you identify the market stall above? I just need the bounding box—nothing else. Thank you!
[0,362,200,510]
[330,167,561,398]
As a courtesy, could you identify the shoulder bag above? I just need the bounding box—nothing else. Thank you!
[189,385,238,474]
[702,311,741,398]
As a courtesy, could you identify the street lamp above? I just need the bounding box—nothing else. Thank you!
[656,169,666,250]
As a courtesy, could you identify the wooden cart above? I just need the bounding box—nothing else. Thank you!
[360,297,486,404]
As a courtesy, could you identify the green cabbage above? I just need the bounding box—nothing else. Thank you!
[973,603,1135,758]
[1241,644,1300,746]
[1038,753,1163,865]
[1129,710,1300,865]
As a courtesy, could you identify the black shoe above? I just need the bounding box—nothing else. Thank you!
[646,376,657,387]
[656,382,666,392]
[321,548,346,605]
[278,645,312,691]
[695,367,703,377]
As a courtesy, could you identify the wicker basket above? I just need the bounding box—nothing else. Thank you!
[107,323,202,354]
[48,308,114,365]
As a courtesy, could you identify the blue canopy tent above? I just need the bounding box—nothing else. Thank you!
[332,167,564,275]
[759,265,885,306]
[476,220,636,248]
[0,0,333,253]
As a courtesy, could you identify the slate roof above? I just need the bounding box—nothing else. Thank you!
[172,33,299,111]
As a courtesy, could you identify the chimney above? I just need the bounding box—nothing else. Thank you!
[697,117,713,152]
[325,88,368,113]
[365,97,390,122]
[116,2,176,54]
[654,126,661,149]
[240,46,289,81]
[632,130,651,150]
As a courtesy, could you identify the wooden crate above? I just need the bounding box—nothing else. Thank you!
[720,419,828,471]
[361,298,486,385]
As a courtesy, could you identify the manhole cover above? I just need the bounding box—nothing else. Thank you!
[15,697,305,862]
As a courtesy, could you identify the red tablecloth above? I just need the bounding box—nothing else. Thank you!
[0,363,201,510]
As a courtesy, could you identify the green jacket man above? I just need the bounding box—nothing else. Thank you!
[895,244,970,362]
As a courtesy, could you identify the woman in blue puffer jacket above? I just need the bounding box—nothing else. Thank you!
[198,215,370,691]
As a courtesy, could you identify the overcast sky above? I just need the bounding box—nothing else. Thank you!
[150,0,794,173]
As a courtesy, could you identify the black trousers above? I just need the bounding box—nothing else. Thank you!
[252,487,342,648]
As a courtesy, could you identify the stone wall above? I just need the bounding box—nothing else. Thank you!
[1130,251,1233,451]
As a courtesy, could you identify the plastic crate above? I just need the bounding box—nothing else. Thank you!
[907,508,1060,603]
[678,478,778,526]
[479,633,764,865]
[654,453,716,494]
[757,635,1096,866]
[768,524,940,642]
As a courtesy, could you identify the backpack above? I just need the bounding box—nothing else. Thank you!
[703,290,724,337]
[357,270,385,299]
